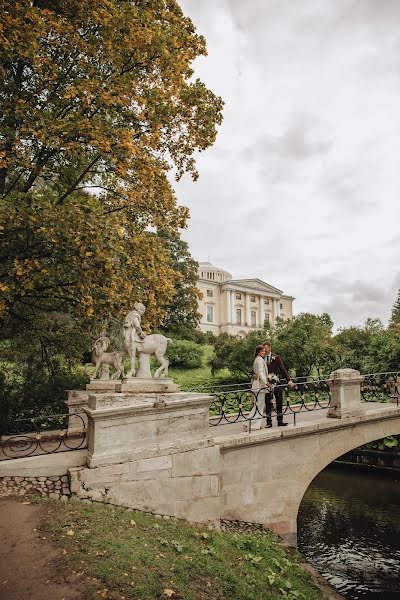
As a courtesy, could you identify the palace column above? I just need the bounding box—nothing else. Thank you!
[226,289,231,324]
[245,293,251,326]
[230,291,235,324]
[258,296,264,327]
[275,299,281,319]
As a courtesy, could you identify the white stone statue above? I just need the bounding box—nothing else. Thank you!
[91,334,125,380]
[123,303,172,378]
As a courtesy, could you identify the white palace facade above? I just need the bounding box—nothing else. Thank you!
[197,262,294,337]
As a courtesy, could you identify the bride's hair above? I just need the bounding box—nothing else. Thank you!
[254,344,264,358]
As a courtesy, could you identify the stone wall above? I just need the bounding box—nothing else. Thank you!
[69,440,221,523]
[0,475,70,500]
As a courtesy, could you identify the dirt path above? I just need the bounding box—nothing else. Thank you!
[0,499,83,600]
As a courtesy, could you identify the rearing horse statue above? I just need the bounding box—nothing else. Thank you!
[123,303,172,379]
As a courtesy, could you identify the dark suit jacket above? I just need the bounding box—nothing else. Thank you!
[265,353,291,383]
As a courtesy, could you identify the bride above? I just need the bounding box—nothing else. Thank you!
[244,344,269,431]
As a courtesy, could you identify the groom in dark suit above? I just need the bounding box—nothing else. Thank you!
[263,341,294,427]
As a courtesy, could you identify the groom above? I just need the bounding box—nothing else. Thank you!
[263,341,294,427]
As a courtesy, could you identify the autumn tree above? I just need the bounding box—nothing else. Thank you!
[0,0,223,360]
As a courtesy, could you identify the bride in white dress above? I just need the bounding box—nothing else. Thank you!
[244,344,268,431]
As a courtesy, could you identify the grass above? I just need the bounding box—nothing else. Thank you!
[39,498,327,600]
[168,345,242,391]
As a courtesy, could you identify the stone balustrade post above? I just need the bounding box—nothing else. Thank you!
[327,368,365,418]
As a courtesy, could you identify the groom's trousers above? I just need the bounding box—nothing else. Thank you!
[265,388,285,424]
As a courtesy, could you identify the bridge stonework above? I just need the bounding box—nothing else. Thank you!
[64,369,400,545]
[217,407,400,545]
[1,371,399,545]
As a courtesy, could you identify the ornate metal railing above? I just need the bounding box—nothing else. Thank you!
[361,372,400,403]
[206,371,400,428]
[0,412,87,460]
[208,379,332,428]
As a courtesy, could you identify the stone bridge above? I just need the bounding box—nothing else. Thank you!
[1,369,399,545]
[64,369,399,545]
[213,401,400,544]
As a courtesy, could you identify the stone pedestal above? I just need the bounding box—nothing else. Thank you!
[84,391,212,467]
[118,378,180,394]
[87,379,122,392]
[135,353,151,378]
[327,368,365,418]
[69,388,221,524]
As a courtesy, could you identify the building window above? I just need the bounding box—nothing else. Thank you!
[264,312,270,323]
[207,305,214,323]
[251,310,256,327]
[207,290,213,297]
[250,295,256,302]
[236,308,242,325]
[235,293,241,300]
[280,303,283,309]
[264,299,270,305]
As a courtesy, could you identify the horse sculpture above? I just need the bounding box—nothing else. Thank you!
[123,305,172,378]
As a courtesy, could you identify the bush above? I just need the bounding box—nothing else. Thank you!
[162,325,216,345]
[166,340,203,369]
[0,357,89,430]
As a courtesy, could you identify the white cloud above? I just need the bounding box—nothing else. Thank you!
[176,0,400,328]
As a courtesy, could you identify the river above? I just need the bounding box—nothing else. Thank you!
[297,465,400,599]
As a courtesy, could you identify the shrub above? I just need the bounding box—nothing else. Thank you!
[166,340,203,369]
[0,358,89,430]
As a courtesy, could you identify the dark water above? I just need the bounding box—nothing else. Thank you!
[297,466,400,600]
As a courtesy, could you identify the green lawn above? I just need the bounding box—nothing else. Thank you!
[168,345,243,391]
[40,498,326,600]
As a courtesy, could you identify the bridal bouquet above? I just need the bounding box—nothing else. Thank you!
[267,373,280,385]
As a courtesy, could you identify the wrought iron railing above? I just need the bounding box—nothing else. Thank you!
[0,412,87,460]
[208,379,332,428]
[361,371,400,403]
[206,371,400,428]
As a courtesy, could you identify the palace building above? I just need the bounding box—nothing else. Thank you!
[197,262,294,337]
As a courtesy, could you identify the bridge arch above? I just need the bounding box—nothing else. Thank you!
[219,410,400,545]
[295,416,400,527]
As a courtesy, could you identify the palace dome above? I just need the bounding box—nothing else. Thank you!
[198,262,232,283]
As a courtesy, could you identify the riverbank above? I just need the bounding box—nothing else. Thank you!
[335,448,400,475]
[0,496,330,600]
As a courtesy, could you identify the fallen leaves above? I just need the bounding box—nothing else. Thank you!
[163,589,176,598]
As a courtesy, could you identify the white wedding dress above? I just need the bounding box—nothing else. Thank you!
[244,355,268,431]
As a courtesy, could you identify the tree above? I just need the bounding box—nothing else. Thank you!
[0,0,223,360]
[332,318,399,374]
[390,289,400,327]
[157,230,201,332]
[273,313,334,378]
[210,325,275,379]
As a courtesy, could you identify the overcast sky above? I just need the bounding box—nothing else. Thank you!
[174,0,400,330]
